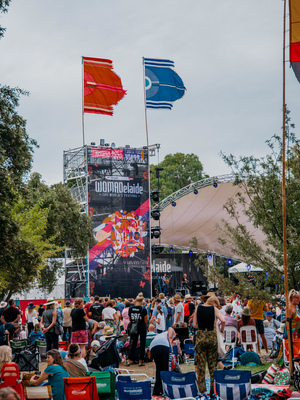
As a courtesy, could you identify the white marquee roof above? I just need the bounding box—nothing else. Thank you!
[151,175,267,260]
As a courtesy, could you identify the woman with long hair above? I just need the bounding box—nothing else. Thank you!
[63,343,88,377]
[25,302,37,336]
[126,292,148,367]
[0,346,12,373]
[152,305,165,333]
[193,295,225,395]
[41,298,58,352]
[30,349,69,400]
[70,298,89,358]
[284,289,300,339]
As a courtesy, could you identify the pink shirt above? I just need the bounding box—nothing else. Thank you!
[122,307,130,330]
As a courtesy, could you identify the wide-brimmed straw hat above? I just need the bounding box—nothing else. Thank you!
[102,327,115,338]
[0,301,7,308]
[102,325,112,336]
[44,297,55,306]
[277,323,285,334]
[173,294,182,302]
[241,307,251,316]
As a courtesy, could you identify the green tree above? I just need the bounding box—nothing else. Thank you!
[150,153,208,200]
[217,109,300,290]
[0,1,11,39]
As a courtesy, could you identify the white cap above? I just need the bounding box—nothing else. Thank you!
[91,340,100,348]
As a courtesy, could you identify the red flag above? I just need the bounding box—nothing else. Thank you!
[83,57,126,116]
[290,0,300,82]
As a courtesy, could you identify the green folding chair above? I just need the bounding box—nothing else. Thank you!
[86,370,116,400]
[10,340,27,354]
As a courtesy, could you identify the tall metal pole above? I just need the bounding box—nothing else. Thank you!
[282,0,293,377]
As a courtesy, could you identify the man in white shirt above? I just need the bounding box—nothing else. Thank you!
[173,294,184,328]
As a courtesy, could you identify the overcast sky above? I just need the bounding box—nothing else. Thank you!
[1,0,299,185]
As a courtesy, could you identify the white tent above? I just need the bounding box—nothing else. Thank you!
[228,262,263,276]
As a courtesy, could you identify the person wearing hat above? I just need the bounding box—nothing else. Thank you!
[265,311,281,331]
[238,307,257,350]
[41,298,59,352]
[85,339,101,365]
[193,295,225,395]
[0,302,7,326]
[62,300,72,342]
[172,294,184,328]
[94,321,106,342]
[183,294,195,324]
[25,302,37,336]
[126,293,148,367]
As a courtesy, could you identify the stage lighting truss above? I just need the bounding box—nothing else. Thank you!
[151,174,238,212]
[152,244,164,254]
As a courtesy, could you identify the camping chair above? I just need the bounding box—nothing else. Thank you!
[59,341,69,351]
[223,327,238,369]
[86,370,116,400]
[10,340,27,354]
[240,326,259,353]
[183,339,195,363]
[213,370,251,400]
[116,379,153,400]
[24,386,52,400]
[0,363,25,400]
[36,340,47,361]
[160,371,199,400]
[64,376,98,400]
[12,351,39,372]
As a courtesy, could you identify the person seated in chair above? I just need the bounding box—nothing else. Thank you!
[63,343,88,377]
[224,304,240,342]
[259,320,276,350]
[0,346,13,374]
[28,323,45,346]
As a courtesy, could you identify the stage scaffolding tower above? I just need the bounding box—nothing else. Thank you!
[63,142,160,299]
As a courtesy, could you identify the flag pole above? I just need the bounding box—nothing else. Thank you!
[282,0,293,377]
[143,57,152,299]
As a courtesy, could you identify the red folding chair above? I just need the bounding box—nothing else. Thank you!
[59,341,69,351]
[63,377,98,400]
[0,363,25,400]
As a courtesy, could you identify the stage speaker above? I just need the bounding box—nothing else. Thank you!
[175,288,187,297]
[191,281,207,296]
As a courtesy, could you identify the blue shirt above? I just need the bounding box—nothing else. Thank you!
[45,365,69,400]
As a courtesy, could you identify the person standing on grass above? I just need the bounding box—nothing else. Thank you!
[70,298,89,358]
[247,297,269,354]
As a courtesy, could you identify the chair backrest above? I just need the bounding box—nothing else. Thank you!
[224,327,238,344]
[1,363,20,380]
[160,371,199,399]
[213,370,251,400]
[11,340,27,353]
[59,341,69,351]
[86,371,116,400]
[24,385,52,399]
[174,327,190,341]
[116,380,152,400]
[145,336,155,348]
[64,377,98,400]
[240,326,256,344]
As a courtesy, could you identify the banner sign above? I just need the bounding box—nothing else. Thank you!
[87,147,150,298]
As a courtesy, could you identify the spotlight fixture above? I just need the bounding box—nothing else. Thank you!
[207,253,212,259]
[151,209,160,221]
[266,272,269,276]
[194,188,198,195]
[227,259,232,265]
[150,191,160,202]
[152,245,164,254]
[151,226,161,239]
[213,180,218,188]
[172,201,176,207]
[170,246,174,253]
[246,264,251,270]
[189,249,193,256]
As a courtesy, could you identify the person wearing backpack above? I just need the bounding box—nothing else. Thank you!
[183,294,195,324]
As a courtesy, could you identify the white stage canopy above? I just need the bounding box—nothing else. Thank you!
[228,262,263,275]
[151,174,267,260]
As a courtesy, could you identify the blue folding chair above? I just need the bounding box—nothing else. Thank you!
[160,371,199,400]
[213,370,252,400]
[184,339,195,363]
[116,379,153,400]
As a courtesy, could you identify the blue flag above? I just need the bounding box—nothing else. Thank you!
[144,58,186,110]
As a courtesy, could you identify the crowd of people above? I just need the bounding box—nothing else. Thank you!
[0,289,293,399]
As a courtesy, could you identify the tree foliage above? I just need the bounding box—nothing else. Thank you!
[217,108,300,290]
[150,153,208,200]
